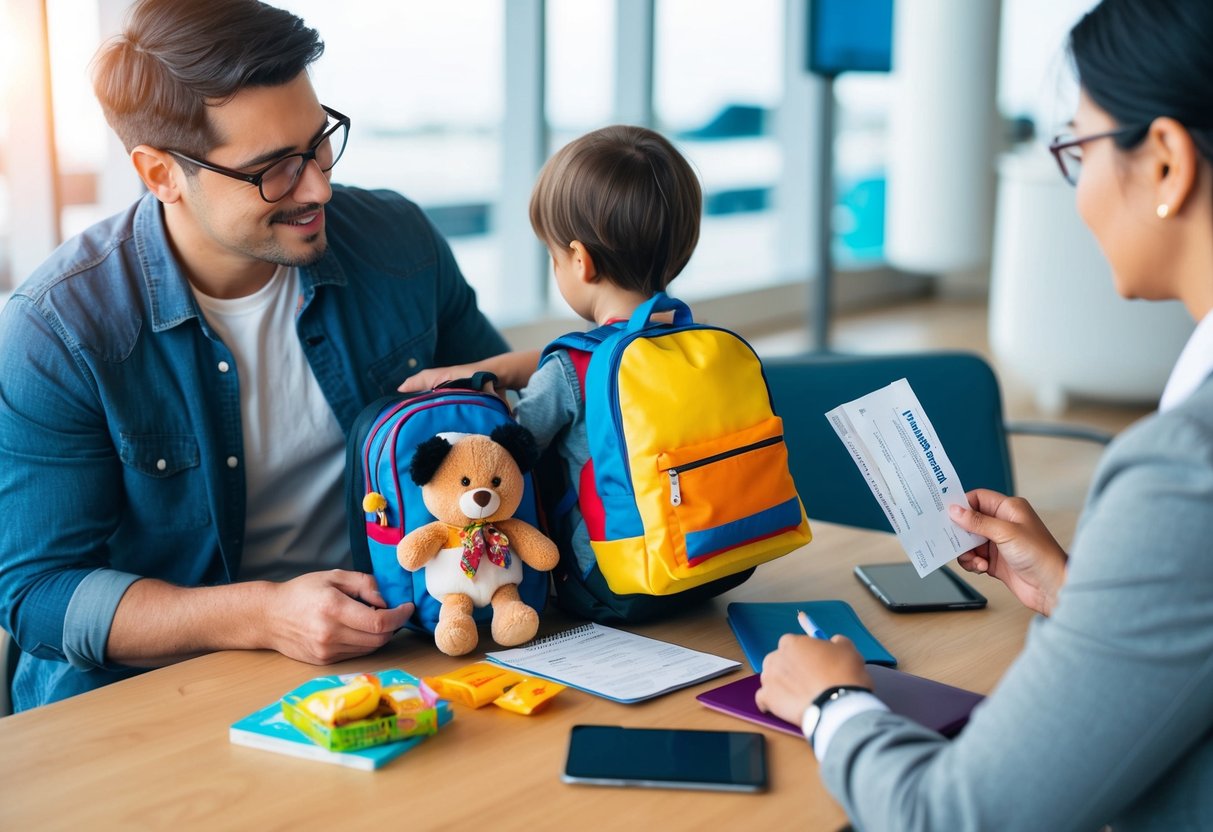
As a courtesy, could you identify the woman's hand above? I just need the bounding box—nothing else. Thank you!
[949,489,1068,616]
[397,349,541,394]
[754,634,872,728]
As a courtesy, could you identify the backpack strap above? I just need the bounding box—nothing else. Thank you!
[434,371,498,392]
[624,291,694,333]
[539,324,616,366]
[538,326,625,544]
[539,321,626,395]
[540,294,692,364]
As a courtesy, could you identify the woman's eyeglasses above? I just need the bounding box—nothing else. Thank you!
[1048,125,1146,186]
[167,105,350,203]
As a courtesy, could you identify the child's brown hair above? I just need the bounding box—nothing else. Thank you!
[529,125,702,295]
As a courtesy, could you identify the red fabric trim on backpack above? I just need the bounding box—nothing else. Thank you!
[367,521,404,546]
[566,348,591,389]
[566,348,605,541]
[579,458,606,541]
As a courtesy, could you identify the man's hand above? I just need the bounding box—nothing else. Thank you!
[950,489,1068,617]
[754,634,872,727]
[397,349,541,394]
[397,362,487,394]
[262,570,414,664]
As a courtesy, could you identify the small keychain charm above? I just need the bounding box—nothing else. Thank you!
[362,492,389,527]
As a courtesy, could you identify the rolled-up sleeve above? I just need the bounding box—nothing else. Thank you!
[62,569,142,668]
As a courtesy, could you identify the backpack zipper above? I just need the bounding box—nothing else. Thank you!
[666,435,783,506]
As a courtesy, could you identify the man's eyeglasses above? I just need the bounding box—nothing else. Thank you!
[167,105,350,203]
[1048,125,1145,186]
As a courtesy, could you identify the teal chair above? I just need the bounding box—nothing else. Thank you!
[764,351,1016,531]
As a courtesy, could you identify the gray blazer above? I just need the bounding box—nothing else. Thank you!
[822,374,1213,832]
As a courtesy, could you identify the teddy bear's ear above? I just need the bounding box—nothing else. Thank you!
[410,435,454,485]
[490,423,540,473]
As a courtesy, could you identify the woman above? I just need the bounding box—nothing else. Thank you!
[755,1,1213,829]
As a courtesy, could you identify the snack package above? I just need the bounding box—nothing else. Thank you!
[380,683,443,735]
[299,673,384,726]
[423,663,525,708]
[282,669,452,752]
[493,678,566,715]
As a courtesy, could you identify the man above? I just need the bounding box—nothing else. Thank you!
[0,0,520,711]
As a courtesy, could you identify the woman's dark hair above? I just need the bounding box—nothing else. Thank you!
[1070,0,1213,162]
[529,125,702,295]
[91,0,323,158]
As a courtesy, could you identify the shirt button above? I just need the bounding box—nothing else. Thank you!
[227,456,239,468]
[156,459,167,471]
[218,361,230,373]
[407,357,418,369]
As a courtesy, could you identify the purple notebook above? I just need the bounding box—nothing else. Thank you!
[696,665,983,738]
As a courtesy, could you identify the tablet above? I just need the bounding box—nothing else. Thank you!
[854,562,987,611]
[562,725,767,793]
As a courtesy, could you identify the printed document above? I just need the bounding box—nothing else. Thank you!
[485,623,739,704]
[825,378,986,576]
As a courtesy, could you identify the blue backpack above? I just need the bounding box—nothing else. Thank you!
[346,373,550,632]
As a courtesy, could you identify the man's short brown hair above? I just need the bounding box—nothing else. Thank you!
[529,125,702,295]
[91,0,323,158]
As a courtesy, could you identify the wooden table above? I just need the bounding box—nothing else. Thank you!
[0,523,1033,830]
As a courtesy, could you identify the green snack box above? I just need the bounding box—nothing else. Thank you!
[281,669,453,752]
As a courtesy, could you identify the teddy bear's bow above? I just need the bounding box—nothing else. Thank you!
[458,522,512,579]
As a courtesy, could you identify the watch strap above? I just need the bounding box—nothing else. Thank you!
[805,685,874,749]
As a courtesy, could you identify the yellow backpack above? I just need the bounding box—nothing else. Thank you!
[540,293,812,620]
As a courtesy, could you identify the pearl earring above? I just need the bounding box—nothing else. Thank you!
[1157,204,1170,219]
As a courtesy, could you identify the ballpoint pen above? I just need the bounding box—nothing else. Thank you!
[797,610,829,640]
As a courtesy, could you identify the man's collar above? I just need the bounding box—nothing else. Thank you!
[135,194,198,333]
[134,193,347,332]
[301,241,347,293]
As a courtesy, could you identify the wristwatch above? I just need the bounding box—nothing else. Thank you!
[803,685,873,749]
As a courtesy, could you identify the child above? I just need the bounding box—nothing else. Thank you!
[512,124,702,578]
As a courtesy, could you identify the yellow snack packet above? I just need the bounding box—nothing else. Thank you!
[298,672,383,726]
[493,677,566,715]
[423,663,526,708]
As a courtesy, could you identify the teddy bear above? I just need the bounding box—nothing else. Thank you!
[396,423,558,656]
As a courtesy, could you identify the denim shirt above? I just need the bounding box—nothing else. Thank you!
[0,186,508,710]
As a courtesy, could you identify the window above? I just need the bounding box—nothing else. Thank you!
[544,0,615,318]
[280,0,508,310]
[832,74,891,265]
[653,0,786,300]
[48,0,111,239]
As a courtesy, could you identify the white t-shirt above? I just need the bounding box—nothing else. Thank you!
[191,265,348,581]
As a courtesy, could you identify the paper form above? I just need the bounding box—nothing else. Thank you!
[484,623,739,704]
[825,378,986,576]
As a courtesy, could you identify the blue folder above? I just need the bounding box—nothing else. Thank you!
[726,600,897,671]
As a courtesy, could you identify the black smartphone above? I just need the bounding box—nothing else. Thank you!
[854,562,987,612]
[562,725,768,793]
